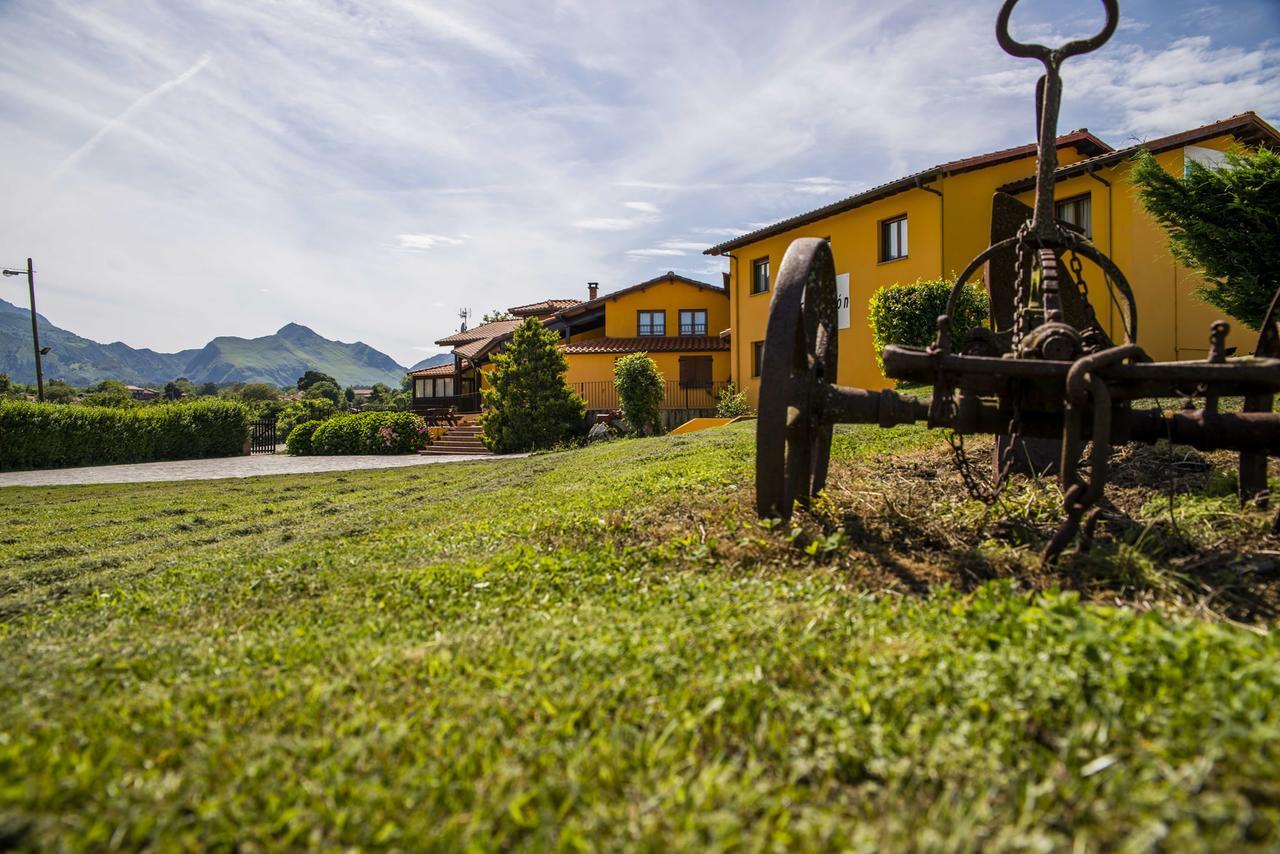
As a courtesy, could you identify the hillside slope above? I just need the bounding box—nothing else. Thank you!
[0,299,408,387]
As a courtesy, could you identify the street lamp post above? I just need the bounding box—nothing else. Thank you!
[3,258,43,402]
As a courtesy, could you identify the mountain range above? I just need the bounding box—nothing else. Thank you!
[0,298,449,388]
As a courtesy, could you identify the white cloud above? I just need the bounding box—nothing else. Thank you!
[0,0,1274,367]
[397,233,467,251]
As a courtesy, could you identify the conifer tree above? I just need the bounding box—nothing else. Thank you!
[1131,147,1280,330]
[480,318,585,452]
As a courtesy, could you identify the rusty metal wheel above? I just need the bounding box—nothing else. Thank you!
[756,238,839,519]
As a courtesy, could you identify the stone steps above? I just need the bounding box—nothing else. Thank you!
[420,425,491,456]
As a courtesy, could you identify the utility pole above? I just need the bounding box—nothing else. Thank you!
[3,258,44,401]
[27,259,43,402]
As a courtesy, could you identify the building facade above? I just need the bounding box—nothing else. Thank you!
[705,113,1280,405]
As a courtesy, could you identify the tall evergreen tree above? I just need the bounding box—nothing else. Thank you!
[1131,147,1280,330]
[480,318,585,452]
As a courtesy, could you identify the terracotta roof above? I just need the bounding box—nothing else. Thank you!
[409,363,457,378]
[553,272,726,321]
[508,299,580,317]
[563,335,730,354]
[704,130,1112,255]
[997,112,1280,194]
[434,318,522,347]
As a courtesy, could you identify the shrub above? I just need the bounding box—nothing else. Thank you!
[302,412,429,455]
[0,399,252,471]
[480,318,586,453]
[614,353,664,435]
[715,383,751,418]
[284,420,323,456]
[1131,146,1280,330]
[277,398,336,440]
[868,279,989,371]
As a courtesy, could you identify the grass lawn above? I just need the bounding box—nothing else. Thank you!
[2,422,1279,849]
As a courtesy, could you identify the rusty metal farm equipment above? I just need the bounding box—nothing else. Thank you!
[755,0,1280,564]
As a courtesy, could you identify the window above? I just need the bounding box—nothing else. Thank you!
[679,309,708,336]
[638,310,666,336]
[751,258,770,294]
[1055,194,1092,238]
[415,377,454,398]
[679,355,713,389]
[752,341,765,377]
[880,215,908,262]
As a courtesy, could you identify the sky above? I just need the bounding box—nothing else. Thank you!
[0,0,1277,366]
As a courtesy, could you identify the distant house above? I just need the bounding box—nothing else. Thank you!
[408,300,579,415]
[409,275,732,420]
[350,387,375,401]
[549,273,731,413]
[126,385,160,401]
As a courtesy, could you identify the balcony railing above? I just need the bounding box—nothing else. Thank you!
[570,380,730,412]
[678,324,708,336]
[411,392,482,414]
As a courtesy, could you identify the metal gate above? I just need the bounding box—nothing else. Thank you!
[250,417,278,454]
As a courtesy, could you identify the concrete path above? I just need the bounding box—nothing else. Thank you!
[0,453,521,488]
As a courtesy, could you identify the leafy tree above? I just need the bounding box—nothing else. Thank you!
[83,380,134,408]
[278,398,336,439]
[400,373,415,394]
[198,382,219,397]
[482,310,515,323]
[239,383,281,403]
[613,353,665,435]
[303,380,342,407]
[1131,146,1280,330]
[163,382,183,401]
[297,370,339,392]
[480,318,585,452]
[343,386,356,404]
[171,377,197,398]
[0,374,12,399]
[44,380,77,403]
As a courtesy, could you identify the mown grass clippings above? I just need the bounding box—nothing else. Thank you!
[0,422,1278,849]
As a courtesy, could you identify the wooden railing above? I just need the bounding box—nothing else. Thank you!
[570,380,730,412]
[411,393,482,414]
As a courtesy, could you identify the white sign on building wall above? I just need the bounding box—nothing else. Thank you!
[836,273,851,330]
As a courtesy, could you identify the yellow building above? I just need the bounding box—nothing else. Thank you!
[550,273,731,412]
[410,274,730,417]
[409,299,578,415]
[705,113,1280,405]
[998,112,1279,361]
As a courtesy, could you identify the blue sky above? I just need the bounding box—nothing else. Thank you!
[0,0,1277,366]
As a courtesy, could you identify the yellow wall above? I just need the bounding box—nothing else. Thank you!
[1010,135,1236,361]
[725,149,1107,405]
[602,278,730,338]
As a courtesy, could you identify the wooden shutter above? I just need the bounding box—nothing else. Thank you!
[679,356,712,390]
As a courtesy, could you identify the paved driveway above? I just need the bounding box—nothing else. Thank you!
[0,453,519,488]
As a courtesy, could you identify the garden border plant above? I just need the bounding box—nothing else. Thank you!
[0,399,252,471]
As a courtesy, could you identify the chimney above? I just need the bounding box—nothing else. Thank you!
[588,282,599,300]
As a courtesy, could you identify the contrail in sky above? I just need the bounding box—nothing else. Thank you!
[50,52,213,181]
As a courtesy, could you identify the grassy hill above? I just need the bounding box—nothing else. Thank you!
[2,423,1278,848]
[0,299,408,387]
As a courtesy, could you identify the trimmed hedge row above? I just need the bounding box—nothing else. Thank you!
[287,411,429,455]
[868,278,990,371]
[0,399,252,471]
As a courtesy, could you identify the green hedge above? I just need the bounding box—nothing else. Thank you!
[0,399,252,471]
[868,279,990,371]
[284,420,323,456]
[296,412,429,456]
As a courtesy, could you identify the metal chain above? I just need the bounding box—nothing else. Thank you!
[945,225,1033,505]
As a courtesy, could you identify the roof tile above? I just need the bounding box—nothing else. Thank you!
[563,335,730,354]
